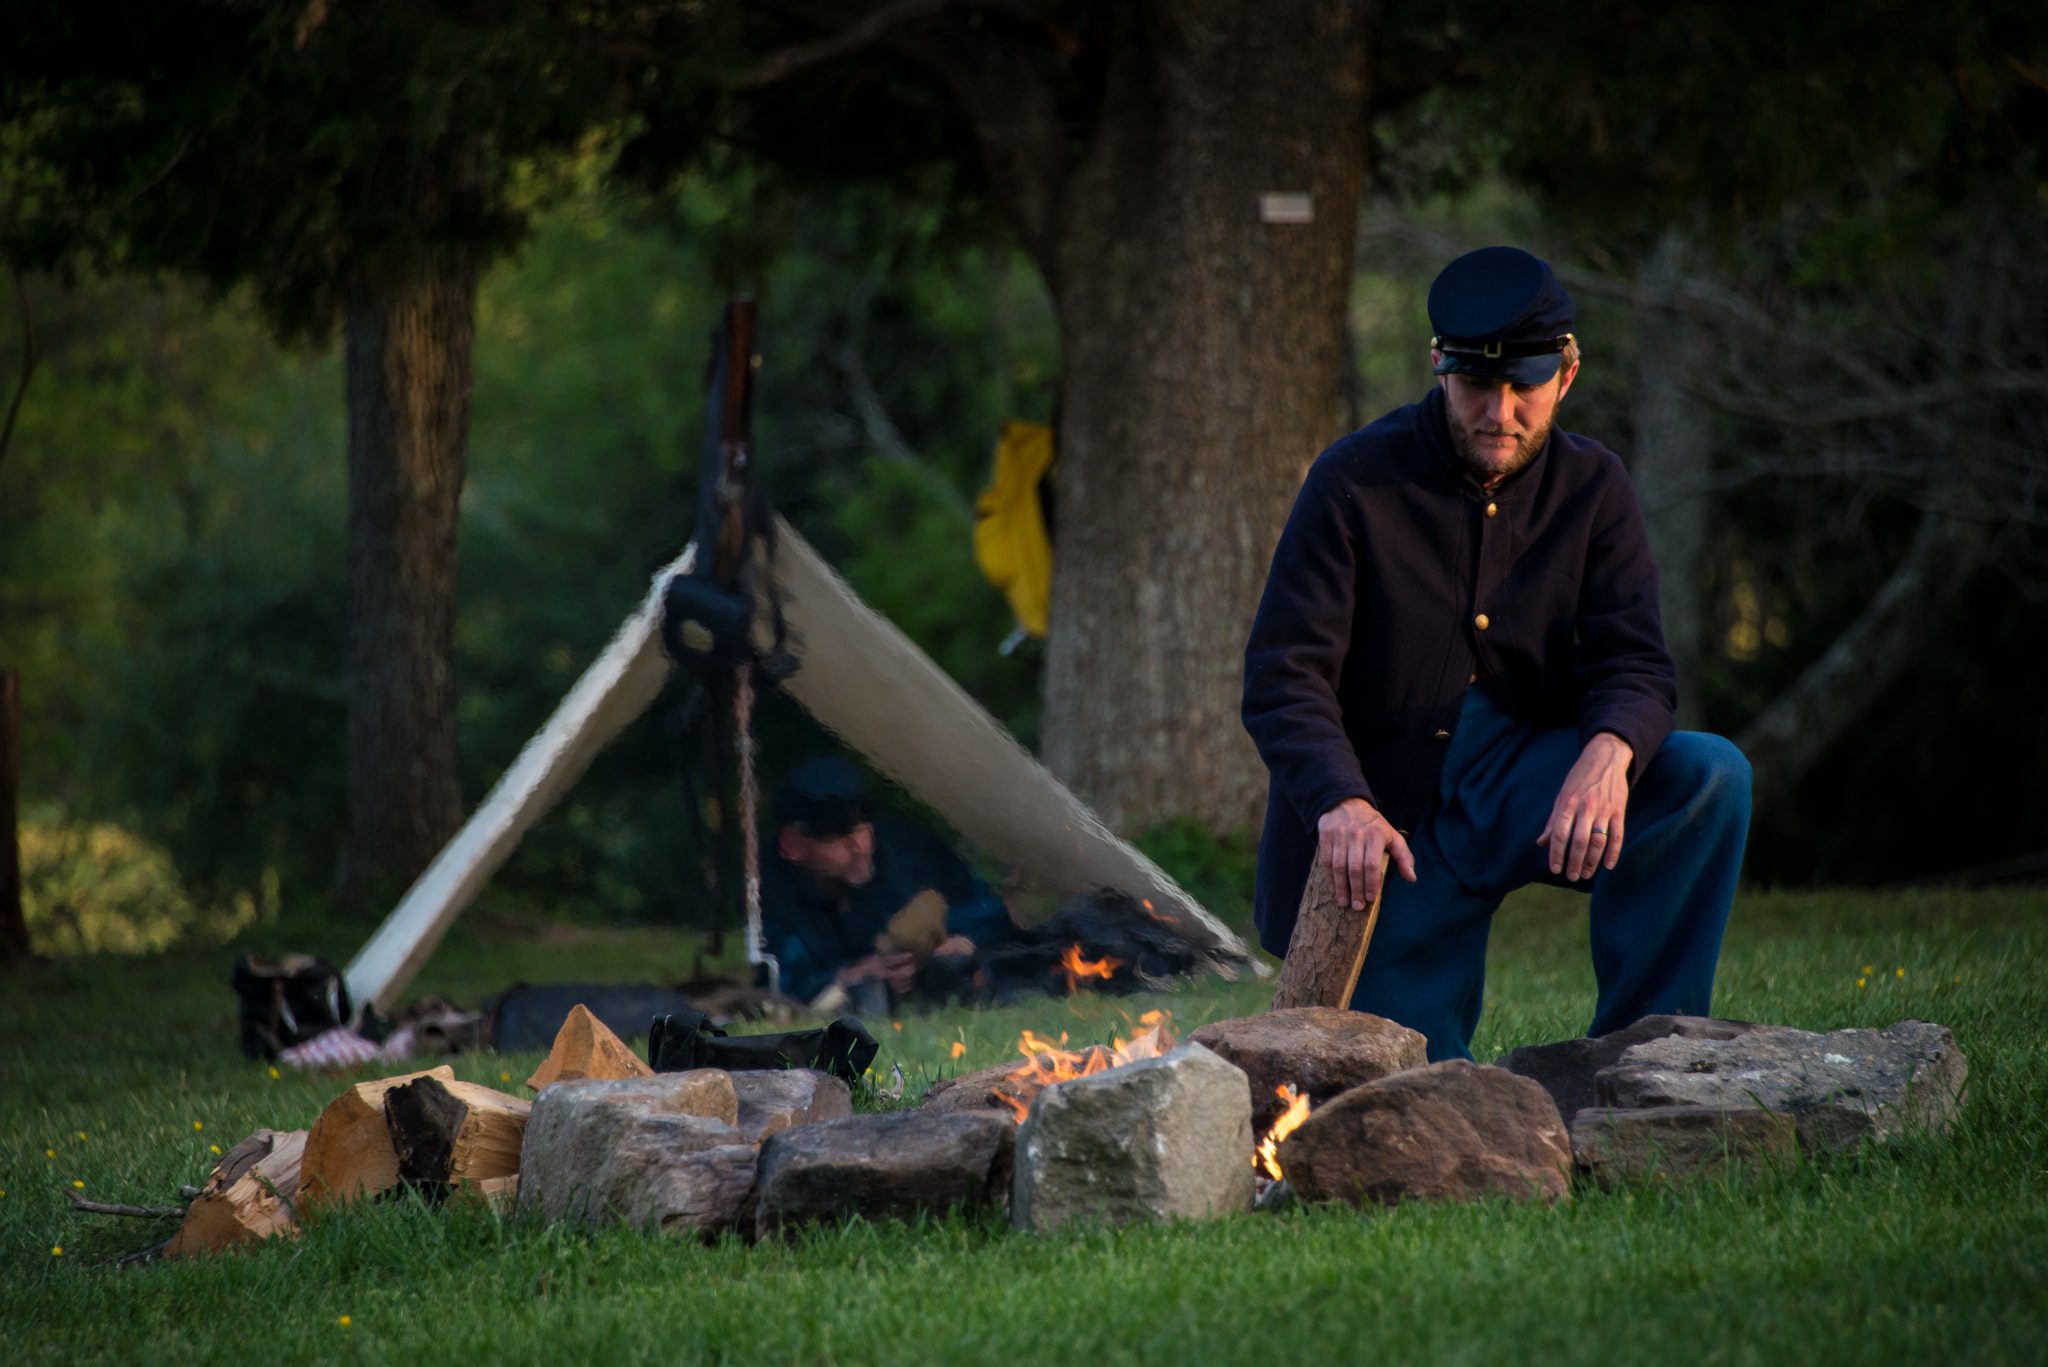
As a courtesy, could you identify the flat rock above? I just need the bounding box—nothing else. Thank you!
[1012,1042,1254,1232]
[1283,1060,1571,1207]
[754,1110,1015,1236]
[731,1069,853,1142]
[1596,1019,1968,1152]
[518,1070,754,1233]
[1495,1015,1784,1123]
[1570,1104,1799,1185]
[919,1060,1030,1116]
[1190,1008,1425,1124]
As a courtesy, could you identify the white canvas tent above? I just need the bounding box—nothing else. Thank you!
[344,518,1254,1017]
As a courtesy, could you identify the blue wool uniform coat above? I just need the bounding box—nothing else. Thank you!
[1242,386,1677,956]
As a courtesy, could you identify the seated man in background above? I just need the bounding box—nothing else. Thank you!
[759,756,1014,1015]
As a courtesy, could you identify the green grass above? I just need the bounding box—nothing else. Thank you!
[4,887,2045,1364]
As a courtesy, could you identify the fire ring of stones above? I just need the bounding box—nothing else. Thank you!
[176,1005,1968,1257]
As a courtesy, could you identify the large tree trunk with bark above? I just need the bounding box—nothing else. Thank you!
[1038,1,1370,832]
[333,254,477,914]
[1631,233,1711,727]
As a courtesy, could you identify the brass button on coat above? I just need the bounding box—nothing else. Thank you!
[1474,613,1490,631]
[1432,728,1451,741]
[1485,502,1499,518]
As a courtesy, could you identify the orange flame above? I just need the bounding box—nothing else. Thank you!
[995,1013,1177,1122]
[1254,1083,1311,1180]
[1054,943,1122,993]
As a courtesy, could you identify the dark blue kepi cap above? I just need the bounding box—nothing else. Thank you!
[1428,246,1576,386]
[774,756,869,836]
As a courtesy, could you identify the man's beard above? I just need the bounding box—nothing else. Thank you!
[1448,412,1552,485]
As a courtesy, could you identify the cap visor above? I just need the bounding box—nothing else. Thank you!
[1434,351,1564,386]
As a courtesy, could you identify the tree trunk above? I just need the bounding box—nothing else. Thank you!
[1041,0,1370,832]
[1,666,28,964]
[333,255,477,914]
[1630,234,1711,727]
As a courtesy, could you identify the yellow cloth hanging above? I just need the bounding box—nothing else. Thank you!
[973,421,1054,639]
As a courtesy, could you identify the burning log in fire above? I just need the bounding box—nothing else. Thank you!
[1055,944,1121,994]
[995,1010,1176,1122]
[1254,1083,1311,1180]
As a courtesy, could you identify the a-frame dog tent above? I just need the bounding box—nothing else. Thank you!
[344,518,1255,1018]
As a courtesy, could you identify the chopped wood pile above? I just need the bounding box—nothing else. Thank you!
[139,1001,652,1258]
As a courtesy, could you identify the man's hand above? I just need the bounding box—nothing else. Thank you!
[1317,797,1418,911]
[1537,732,1634,880]
[837,951,919,993]
[933,935,976,958]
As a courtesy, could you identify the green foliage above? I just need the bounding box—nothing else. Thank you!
[18,818,270,957]
[1135,819,1260,938]
[2,891,2044,1361]
[0,177,1060,918]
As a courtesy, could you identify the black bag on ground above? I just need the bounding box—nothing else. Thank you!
[483,982,701,1053]
[231,952,352,1059]
[647,1009,879,1086]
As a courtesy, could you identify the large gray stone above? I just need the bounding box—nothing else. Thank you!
[1190,1008,1426,1127]
[1596,1019,1968,1152]
[731,1069,853,1142]
[1495,1015,1784,1123]
[1012,1041,1254,1232]
[919,1060,1028,1116]
[518,1070,755,1233]
[754,1110,1015,1236]
[1570,1104,1799,1186]
[1283,1060,1571,1207]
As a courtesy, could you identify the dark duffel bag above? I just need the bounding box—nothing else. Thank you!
[647,1009,879,1086]
[483,982,701,1053]
[231,952,352,1059]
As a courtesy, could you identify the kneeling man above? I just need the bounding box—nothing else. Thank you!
[1242,246,1752,1061]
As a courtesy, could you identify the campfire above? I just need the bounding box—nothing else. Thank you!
[995,1009,1176,1122]
[1254,1083,1311,1180]
[1055,943,1121,993]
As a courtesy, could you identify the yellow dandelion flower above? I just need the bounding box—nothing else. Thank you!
[77,1130,88,1141]
[1862,964,1873,975]
[72,1179,84,1190]
[500,1072,511,1083]
[268,1066,281,1080]
[1,1188,8,1198]
[210,1144,222,1155]
[45,1147,56,1159]
[1857,977,1867,989]
[949,1041,967,1060]
[338,1315,352,1328]
[1896,967,1905,979]
[51,1245,62,1257]
[1953,975,1962,984]
[193,1120,204,1132]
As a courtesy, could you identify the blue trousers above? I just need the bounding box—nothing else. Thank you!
[1350,686,1752,1062]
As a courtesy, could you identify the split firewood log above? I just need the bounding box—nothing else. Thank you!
[1270,855,1388,1010]
[385,1076,531,1189]
[298,1065,455,1212]
[163,1128,308,1258]
[448,1174,519,1215]
[525,1003,654,1092]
